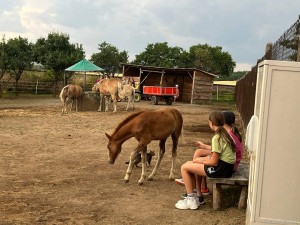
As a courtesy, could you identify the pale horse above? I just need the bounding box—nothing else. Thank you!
[118,82,135,111]
[92,78,123,113]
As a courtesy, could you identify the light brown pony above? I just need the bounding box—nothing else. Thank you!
[118,83,135,111]
[105,108,183,185]
[92,78,123,113]
[59,84,83,115]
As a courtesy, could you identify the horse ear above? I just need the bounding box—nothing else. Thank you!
[105,133,112,140]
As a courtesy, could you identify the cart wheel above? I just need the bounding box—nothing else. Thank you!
[165,97,173,105]
[151,96,159,105]
[134,93,141,102]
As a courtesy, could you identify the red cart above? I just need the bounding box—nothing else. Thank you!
[143,86,179,105]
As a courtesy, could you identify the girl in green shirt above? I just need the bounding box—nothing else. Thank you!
[175,111,236,210]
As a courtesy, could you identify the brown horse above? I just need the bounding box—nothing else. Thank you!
[59,84,83,115]
[105,108,183,185]
[92,78,123,112]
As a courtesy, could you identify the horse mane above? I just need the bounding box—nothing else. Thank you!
[112,111,144,136]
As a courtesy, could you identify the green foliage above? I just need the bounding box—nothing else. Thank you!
[90,41,128,76]
[189,44,236,77]
[131,42,235,76]
[216,71,248,81]
[5,36,34,95]
[212,90,235,103]
[279,15,300,61]
[0,36,9,80]
[133,42,190,68]
[34,32,85,86]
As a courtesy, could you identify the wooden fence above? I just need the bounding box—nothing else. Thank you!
[0,81,96,95]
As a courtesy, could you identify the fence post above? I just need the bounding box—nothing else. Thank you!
[265,43,273,60]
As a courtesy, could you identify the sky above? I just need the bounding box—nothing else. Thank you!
[0,0,299,72]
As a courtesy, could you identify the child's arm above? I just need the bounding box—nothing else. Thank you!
[200,152,219,166]
[195,141,212,150]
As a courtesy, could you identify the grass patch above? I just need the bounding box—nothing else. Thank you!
[212,91,235,104]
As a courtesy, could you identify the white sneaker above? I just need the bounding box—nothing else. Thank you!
[175,196,198,210]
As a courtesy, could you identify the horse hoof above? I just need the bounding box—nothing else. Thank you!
[147,177,153,181]
[124,179,129,183]
[138,181,144,185]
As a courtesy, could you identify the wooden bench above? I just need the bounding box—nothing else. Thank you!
[208,162,249,210]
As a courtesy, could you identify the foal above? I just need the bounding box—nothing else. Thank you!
[59,84,83,115]
[105,108,183,185]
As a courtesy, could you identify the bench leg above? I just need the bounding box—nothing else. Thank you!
[238,186,248,209]
[213,183,222,210]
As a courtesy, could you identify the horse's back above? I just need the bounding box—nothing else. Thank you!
[133,108,183,137]
[99,78,120,94]
[68,85,83,98]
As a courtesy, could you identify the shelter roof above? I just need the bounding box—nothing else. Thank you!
[213,81,237,86]
[122,63,218,77]
[65,59,103,72]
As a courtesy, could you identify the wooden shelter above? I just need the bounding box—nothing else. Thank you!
[122,64,217,104]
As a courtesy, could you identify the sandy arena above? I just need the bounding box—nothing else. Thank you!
[0,96,246,225]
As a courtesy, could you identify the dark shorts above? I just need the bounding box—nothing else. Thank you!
[204,160,234,178]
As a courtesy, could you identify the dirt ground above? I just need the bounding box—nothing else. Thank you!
[0,96,246,225]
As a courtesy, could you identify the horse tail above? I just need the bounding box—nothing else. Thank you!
[170,108,185,145]
[59,85,69,103]
[179,126,185,145]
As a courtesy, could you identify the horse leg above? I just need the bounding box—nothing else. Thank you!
[124,144,146,183]
[70,99,74,112]
[125,98,129,111]
[105,96,110,112]
[75,99,78,112]
[98,95,103,111]
[112,95,117,113]
[62,100,66,115]
[169,134,179,181]
[131,90,135,111]
[138,147,147,185]
[148,139,166,181]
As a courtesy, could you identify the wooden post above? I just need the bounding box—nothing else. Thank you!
[238,186,248,209]
[297,35,300,62]
[265,43,273,60]
[213,183,222,210]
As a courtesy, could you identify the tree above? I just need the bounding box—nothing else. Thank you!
[90,41,128,76]
[189,44,236,78]
[34,32,84,96]
[0,36,8,80]
[0,36,9,97]
[6,36,33,96]
[133,42,190,68]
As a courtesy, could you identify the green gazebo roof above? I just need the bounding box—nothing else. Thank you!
[65,59,103,72]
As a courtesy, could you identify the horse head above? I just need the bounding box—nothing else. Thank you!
[92,83,98,93]
[105,133,122,164]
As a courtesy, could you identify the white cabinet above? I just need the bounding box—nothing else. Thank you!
[246,60,300,225]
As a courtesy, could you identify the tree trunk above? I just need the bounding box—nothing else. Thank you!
[15,79,19,96]
[52,81,57,97]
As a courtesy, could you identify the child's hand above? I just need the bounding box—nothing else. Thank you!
[193,158,200,163]
[195,141,204,148]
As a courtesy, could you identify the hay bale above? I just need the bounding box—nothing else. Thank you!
[77,91,101,111]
